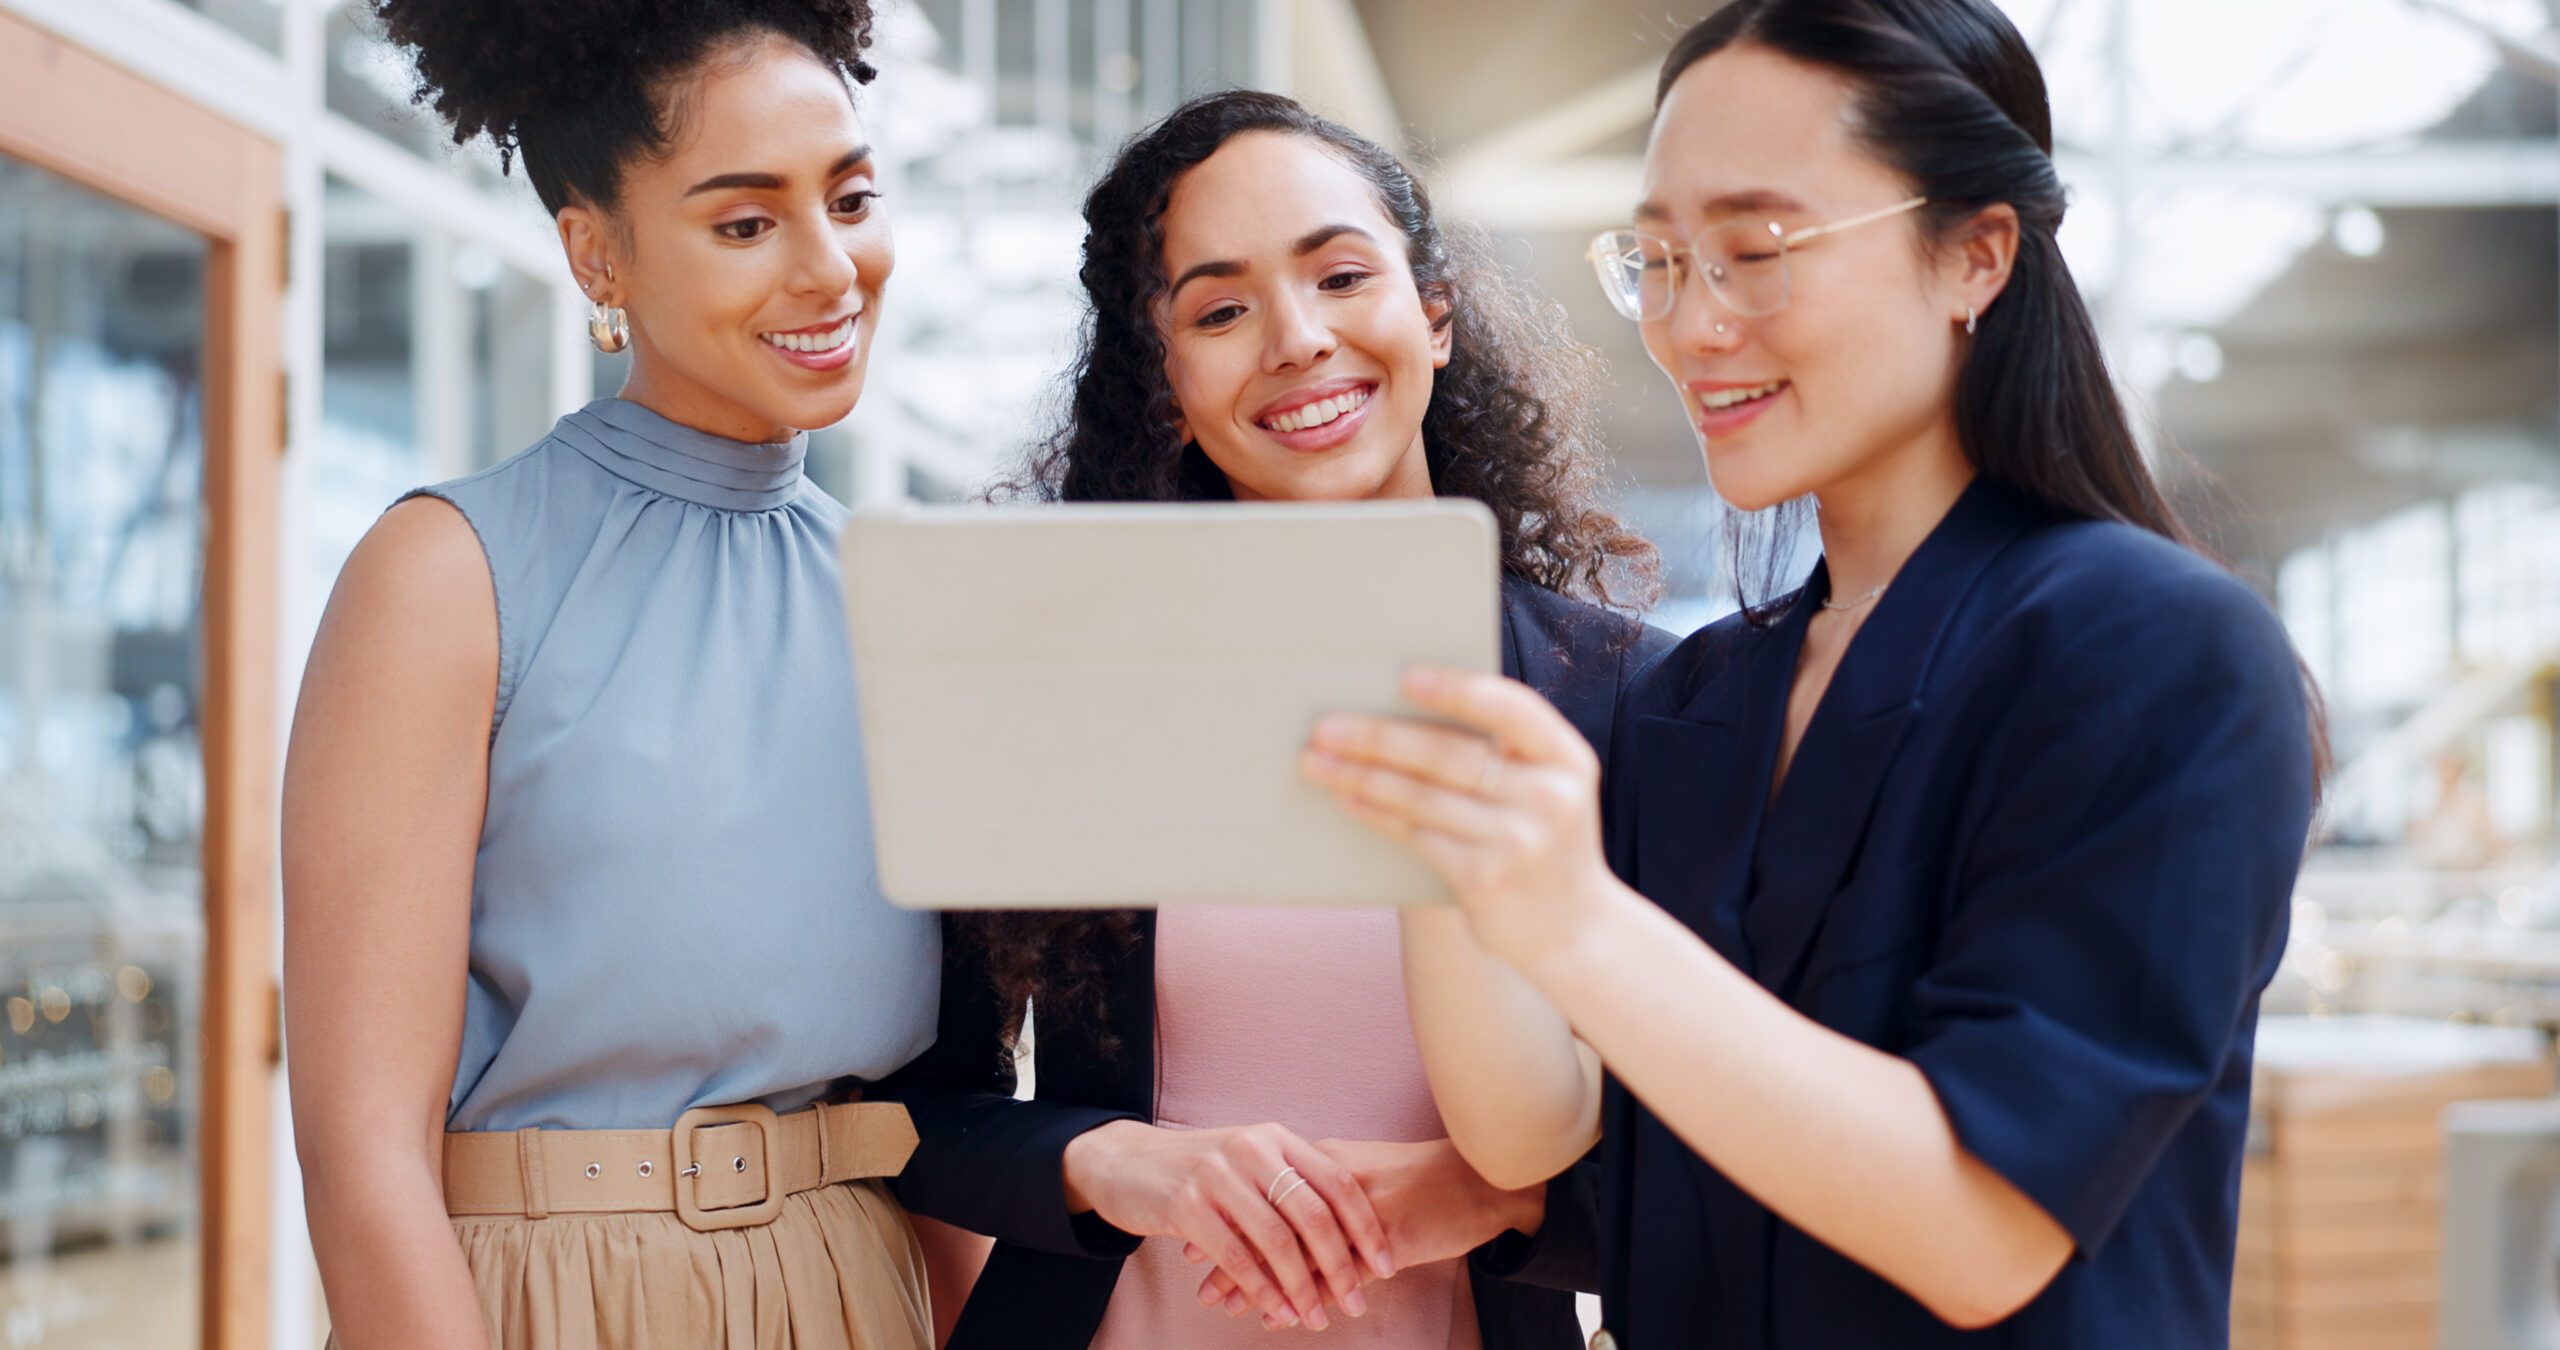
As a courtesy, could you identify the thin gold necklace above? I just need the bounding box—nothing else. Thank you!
[1821,582,1886,613]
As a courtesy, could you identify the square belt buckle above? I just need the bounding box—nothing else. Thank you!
[672,1103,783,1232]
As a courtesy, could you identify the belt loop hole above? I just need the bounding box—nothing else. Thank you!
[516,1127,550,1220]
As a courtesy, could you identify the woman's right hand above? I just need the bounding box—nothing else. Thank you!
[1061,1118,1395,1329]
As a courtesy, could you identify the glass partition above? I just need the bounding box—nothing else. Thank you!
[311,175,555,590]
[0,152,209,1350]
[167,0,283,55]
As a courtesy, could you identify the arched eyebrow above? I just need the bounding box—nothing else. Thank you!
[683,146,874,198]
[1292,223,1374,255]
[1167,223,1380,300]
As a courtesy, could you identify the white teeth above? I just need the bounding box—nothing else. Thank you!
[761,316,856,355]
[1699,381,1784,411]
[1264,386,1370,434]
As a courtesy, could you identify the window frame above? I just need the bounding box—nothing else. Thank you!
[0,11,284,1349]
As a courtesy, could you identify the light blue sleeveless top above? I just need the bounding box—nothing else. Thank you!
[412,397,939,1133]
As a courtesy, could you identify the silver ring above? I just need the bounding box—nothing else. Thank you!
[1271,1175,1311,1208]
[1265,1165,1302,1206]
[1475,749,1504,797]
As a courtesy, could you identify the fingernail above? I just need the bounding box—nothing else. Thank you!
[1345,1288,1368,1317]
[1405,667,1441,696]
[1311,717,1351,748]
[1373,1250,1397,1279]
[1305,1307,1328,1331]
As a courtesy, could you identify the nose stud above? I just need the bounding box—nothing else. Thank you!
[1714,322,1730,335]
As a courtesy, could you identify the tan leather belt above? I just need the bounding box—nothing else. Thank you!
[443,1100,917,1232]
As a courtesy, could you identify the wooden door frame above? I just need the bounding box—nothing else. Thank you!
[0,12,282,1350]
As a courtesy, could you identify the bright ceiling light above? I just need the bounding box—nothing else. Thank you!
[2334,205,2387,258]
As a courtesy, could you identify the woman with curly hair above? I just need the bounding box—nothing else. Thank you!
[282,3,936,1347]
[875,91,1668,1350]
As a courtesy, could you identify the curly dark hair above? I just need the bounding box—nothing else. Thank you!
[371,0,878,215]
[965,89,1659,1062]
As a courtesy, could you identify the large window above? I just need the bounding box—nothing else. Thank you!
[309,175,556,588]
[0,150,208,1350]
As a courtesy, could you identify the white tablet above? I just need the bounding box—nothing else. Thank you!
[840,500,1500,909]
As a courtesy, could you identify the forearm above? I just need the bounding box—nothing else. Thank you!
[1399,907,1600,1190]
[887,1082,1140,1254]
[1523,882,2068,1327]
[1060,1117,1146,1214]
[302,1153,490,1350]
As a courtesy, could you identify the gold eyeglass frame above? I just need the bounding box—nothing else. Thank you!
[1586,195,1931,322]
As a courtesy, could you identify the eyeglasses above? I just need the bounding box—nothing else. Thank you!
[1585,196,1929,323]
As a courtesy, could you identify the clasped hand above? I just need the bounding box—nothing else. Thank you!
[1060,1119,1392,1331]
[1061,1122,1543,1333]
[1189,1139,1544,1327]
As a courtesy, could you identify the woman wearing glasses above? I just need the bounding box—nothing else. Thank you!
[1303,1,2323,1346]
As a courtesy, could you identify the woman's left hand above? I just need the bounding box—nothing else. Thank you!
[1189,1138,1544,1322]
[1300,667,1619,971]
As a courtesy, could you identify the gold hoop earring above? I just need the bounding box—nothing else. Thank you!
[589,262,628,354]
[589,302,629,354]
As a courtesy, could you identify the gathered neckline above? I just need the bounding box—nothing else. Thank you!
[551,397,808,512]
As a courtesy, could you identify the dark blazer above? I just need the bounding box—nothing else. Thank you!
[1596,481,2315,1348]
[880,579,1674,1350]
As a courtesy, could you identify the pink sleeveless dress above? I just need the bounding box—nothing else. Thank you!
[1088,906,1482,1350]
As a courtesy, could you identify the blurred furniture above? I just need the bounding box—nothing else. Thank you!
[2236,1017,2552,1350]
[2441,1098,2560,1349]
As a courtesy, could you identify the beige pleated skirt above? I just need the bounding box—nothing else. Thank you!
[344,1179,932,1350]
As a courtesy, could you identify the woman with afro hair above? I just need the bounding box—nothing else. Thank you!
[282,3,937,1347]
[875,91,1667,1350]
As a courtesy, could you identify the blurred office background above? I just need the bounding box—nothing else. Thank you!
[1,0,2558,1346]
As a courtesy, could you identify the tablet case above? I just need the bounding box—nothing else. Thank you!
[840,500,1500,909]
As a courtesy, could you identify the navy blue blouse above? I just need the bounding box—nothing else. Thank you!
[1597,480,2315,1348]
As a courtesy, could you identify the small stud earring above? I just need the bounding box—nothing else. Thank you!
[1714,322,1730,336]
[1964,307,1978,335]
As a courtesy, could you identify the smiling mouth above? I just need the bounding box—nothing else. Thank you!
[1259,384,1373,434]
[1699,380,1787,412]
[760,316,856,354]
